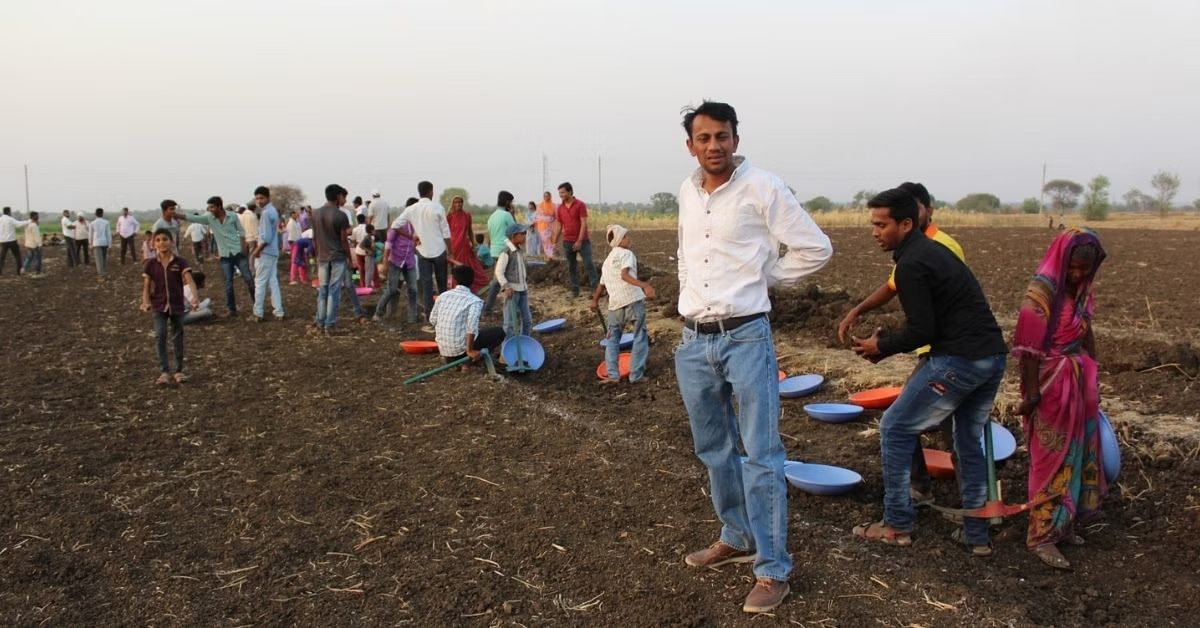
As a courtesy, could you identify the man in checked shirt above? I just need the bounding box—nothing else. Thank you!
[675,101,832,614]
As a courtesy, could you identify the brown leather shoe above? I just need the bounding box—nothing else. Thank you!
[684,541,756,568]
[743,577,790,613]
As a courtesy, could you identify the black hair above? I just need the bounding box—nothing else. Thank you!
[681,100,739,138]
[898,182,932,208]
[417,181,433,198]
[153,227,174,242]
[1071,243,1099,264]
[867,188,919,226]
[557,181,573,194]
[475,233,484,244]
[365,224,375,234]
[528,201,536,208]
[95,208,104,217]
[405,197,419,207]
[452,264,475,287]
[497,190,514,207]
[122,207,129,212]
[160,199,177,212]
[191,270,206,289]
[325,184,347,202]
[207,195,223,209]
[353,196,363,206]
[2,207,9,215]
[30,211,38,220]
[356,214,366,224]
[254,186,270,197]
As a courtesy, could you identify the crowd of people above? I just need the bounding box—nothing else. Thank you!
[1,99,1112,616]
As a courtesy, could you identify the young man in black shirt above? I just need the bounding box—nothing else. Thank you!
[850,187,1007,554]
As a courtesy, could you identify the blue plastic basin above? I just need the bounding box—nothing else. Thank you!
[1099,411,1121,482]
[784,463,863,496]
[804,403,864,423]
[500,335,545,371]
[599,332,635,350]
[780,374,824,398]
[532,318,567,333]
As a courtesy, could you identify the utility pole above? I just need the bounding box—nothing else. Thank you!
[597,155,603,205]
[1040,163,1047,215]
[24,165,30,213]
[542,153,549,194]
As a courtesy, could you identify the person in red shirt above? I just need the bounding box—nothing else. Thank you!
[555,181,598,296]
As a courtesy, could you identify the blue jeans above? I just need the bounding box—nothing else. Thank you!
[418,252,448,321]
[342,273,365,318]
[253,253,285,317]
[374,263,419,322]
[675,317,790,581]
[219,253,255,315]
[502,290,532,337]
[153,311,185,373]
[527,228,541,257]
[315,259,347,328]
[880,353,1007,545]
[605,300,648,382]
[22,247,43,274]
[562,239,597,293]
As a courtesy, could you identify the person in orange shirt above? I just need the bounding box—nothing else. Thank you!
[837,181,965,505]
[534,191,559,259]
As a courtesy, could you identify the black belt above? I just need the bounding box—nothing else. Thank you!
[683,312,766,335]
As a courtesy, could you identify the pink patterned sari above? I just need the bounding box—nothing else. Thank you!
[1012,228,1108,548]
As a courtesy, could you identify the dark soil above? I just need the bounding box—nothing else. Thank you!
[2,229,1199,627]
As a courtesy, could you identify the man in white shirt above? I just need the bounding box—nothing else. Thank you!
[368,189,391,234]
[395,180,455,323]
[185,221,208,262]
[21,212,43,275]
[674,101,832,615]
[117,207,140,263]
[0,206,30,275]
[60,210,78,268]
[238,206,259,276]
[74,215,91,265]
[89,207,114,276]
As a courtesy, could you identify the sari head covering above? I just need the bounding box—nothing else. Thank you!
[1013,228,1106,359]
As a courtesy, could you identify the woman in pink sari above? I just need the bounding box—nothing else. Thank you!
[446,196,489,294]
[1013,228,1107,570]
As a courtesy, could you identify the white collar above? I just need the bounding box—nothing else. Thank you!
[690,155,749,191]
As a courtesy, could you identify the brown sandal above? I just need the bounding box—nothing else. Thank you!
[1033,544,1072,570]
[852,521,912,546]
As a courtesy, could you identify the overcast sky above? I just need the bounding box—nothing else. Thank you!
[2,0,1198,212]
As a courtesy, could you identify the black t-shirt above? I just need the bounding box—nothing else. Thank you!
[878,231,1008,360]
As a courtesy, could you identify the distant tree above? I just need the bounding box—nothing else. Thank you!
[852,189,877,208]
[1150,170,1181,217]
[1081,175,1111,221]
[1021,197,1041,214]
[805,195,833,212]
[1194,199,1200,212]
[439,187,470,210]
[266,184,304,213]
[1043,179,1083,213]
[956,193,1002,213]
[650,192,678,214]
[1122,188,1154,212]
[931,199,949,209]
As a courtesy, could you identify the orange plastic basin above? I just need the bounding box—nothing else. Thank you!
[923,449,956,479]
[400,340,439,355]
[597,353,632,380]
[849,386,903,410]
[778,370,787,381]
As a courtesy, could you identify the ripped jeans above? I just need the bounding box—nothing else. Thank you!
[880,353,1006,546]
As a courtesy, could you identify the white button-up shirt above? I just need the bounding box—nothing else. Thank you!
[676,156,832,321]
[61,216,75,237]
[0,215,31,243]
[117,214,139,238]
[368,198,392,231]
[89,217,113,247]
[396,197,450,259]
